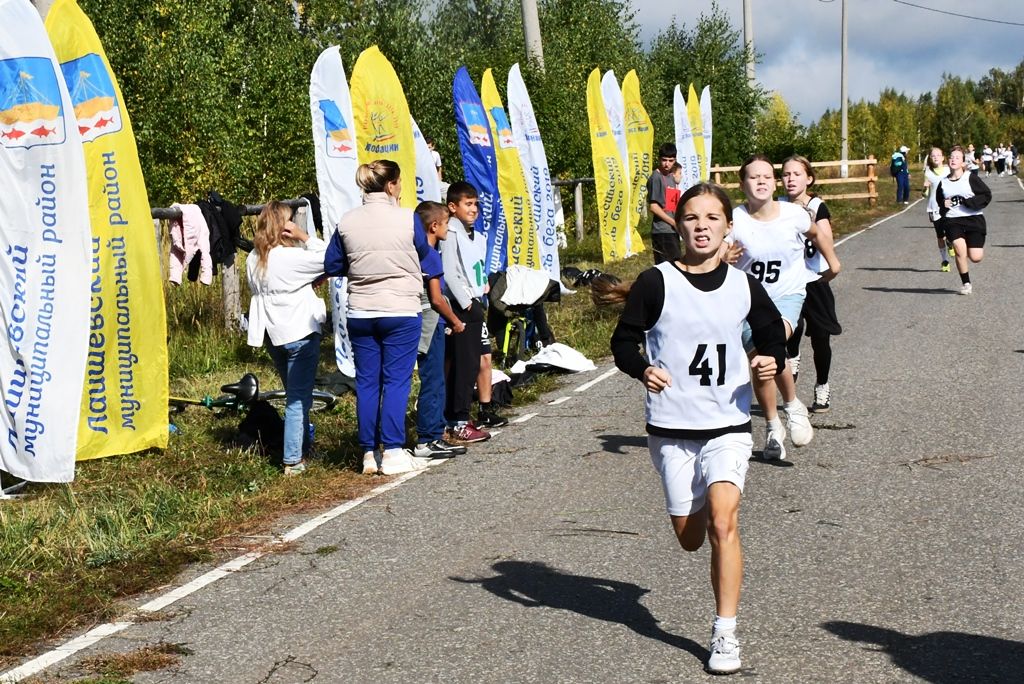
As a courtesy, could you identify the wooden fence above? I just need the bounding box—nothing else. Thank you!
[710,155,878,205]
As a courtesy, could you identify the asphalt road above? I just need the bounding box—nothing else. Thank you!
[22,178,1024,682]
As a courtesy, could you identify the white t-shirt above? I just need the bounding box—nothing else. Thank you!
[924,164,949,218]
[431,149,442,170]
[731,202,812,300]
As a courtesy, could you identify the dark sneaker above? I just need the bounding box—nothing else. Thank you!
[414,440,458,458]
[435,438,467,455]
[477,409,509,428]
[810,383,831,414]
[448,422,491,443]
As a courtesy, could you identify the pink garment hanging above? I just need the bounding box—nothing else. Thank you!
[168,203,213,285]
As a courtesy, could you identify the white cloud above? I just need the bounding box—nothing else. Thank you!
[632,0,1024,123]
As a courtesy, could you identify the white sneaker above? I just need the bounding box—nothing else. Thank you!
[764,422,787,461]
[785,400,814,447]
[960,282,973,296]
[362,450,380,475]
[380,448,430,475]
[790,354,800,383]
[707,629,742,674]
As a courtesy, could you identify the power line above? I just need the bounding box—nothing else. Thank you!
[892,0,1024,27]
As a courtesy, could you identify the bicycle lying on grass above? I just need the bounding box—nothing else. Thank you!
[169,373,338,414]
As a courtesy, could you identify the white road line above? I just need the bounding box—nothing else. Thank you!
[512,413,537,424]
[0,622,133,683]
[547,396,571,405]
[574,367,618,393]
[834,198,923,247]
[0,469,430,682]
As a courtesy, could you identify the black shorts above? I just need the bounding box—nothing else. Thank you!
[943,221,987,249]
[931,219,945,240]
[801,279,842,337]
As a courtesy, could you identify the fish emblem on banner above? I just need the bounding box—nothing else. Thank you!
[461,102,491,147]
[317,99,355,158]
[0,57,66,148]
[59,52,120,142]
[488,106,515,149]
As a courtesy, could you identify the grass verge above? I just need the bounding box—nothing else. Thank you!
[0,196,896,670]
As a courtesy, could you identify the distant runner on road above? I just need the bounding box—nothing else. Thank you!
[936,145,992,296]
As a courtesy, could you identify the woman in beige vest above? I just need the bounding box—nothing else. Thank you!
[325,160,441,475]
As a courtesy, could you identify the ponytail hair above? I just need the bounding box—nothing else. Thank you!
[591,275,634,306]
[356,159,401,194]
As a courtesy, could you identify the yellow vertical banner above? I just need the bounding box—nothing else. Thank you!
[586,69,629,262]
[480,69,538,269]
[349,46,417,209]
[45,0,169,460]
[687,83,706,182]
[621,70,650,255]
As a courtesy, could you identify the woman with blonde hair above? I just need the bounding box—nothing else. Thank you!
[246,201,327,475]
[324,160,442,475]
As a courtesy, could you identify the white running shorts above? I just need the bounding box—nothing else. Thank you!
[648,432,752,516]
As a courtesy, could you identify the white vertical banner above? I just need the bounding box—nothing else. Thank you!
[673,85,700,190]
[700,85,713,180]
[411,116,441,202]
[506,63,559,282]
[0,0,92,482]
[310,45,358,376]
[601,70,631,252]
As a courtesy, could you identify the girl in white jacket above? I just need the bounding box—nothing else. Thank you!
[246,201,327,475]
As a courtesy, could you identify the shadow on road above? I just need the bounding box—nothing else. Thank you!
[598,434,648,454]
[823,621,1024,683]
[862,286,952,295]
[452,560,707,662]
[992,243,1024,248]
[857,267,937,273]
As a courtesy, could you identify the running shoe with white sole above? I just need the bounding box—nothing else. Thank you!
[706,629,742,675]
[960,282,973,295]
[414,440,459,459]
[810,383,831,414]
[785,400,814,446]
[380,448,430,475]
[764,422,787,461]
[447,422,491,444]
[941,261,950,272]
[362,450,380,475]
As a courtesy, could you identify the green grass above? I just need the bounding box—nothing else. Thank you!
[0,196,892,669]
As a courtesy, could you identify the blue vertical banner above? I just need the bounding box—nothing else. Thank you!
[452,66,506,274]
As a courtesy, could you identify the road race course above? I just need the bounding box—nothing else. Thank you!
[7,178,1024,683]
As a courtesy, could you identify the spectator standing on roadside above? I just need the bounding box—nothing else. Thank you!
[412,201,468,460]
[890,145,911,204]
[427,137,443,181]
[646,143,681,264]
[325,160,437,476]
[246,201,327,477]
[441,181,492,444]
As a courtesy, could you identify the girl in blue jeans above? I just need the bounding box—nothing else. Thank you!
[246,201,327,475]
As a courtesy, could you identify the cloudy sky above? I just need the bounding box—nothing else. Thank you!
[632,0,1024,123]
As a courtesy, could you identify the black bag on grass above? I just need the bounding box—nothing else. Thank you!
[235,399,284,453]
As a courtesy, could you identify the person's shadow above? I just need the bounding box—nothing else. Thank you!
[824,621,1024,683]
[452,560,708,662]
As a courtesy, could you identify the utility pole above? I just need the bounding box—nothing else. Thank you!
[840,0,849,178]
[521,0,544,71]
[743,0,755,84]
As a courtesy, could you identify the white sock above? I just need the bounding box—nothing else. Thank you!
[767,416,783,429]
[783,398,804,411]
[714,615,737,633]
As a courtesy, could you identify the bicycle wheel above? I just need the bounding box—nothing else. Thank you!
[261,389,338,412]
